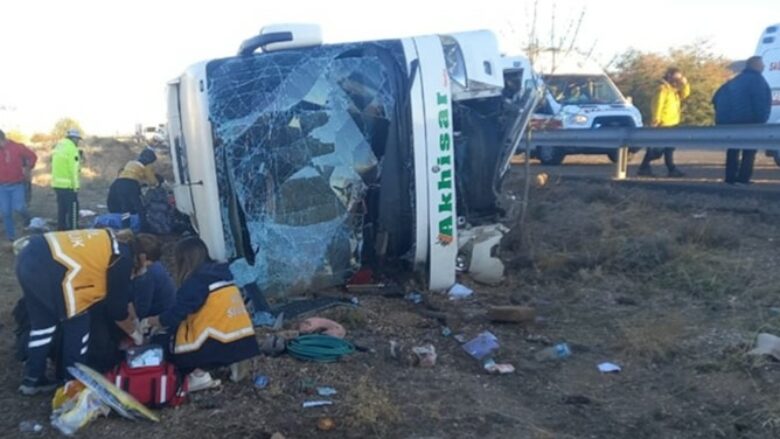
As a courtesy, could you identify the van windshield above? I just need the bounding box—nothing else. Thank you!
[543,74,625,105]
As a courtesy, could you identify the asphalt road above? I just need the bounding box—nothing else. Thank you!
[511,149,780,196]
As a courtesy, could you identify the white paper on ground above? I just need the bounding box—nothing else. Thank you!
[598,362,622,373]
[448,283,473,300]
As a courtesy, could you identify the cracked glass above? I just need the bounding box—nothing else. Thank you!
[206,41,408,295]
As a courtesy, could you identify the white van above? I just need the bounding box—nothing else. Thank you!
[755,23,780,164]
[756,23,780,122]
[529,52,643,165]
[167,25,537,296]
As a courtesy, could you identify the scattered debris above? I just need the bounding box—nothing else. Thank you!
[287,335,355,363]
[299,317,347,339]
[51,388,111,435]
[534,343,572,362]
[276,330,301,341]
[692,212,707,219]
[260,335,287,357]
[748,333,780,360]
[303,400,334,408]
[18,421,44,434]
[68,363,159,422]
[486,305,536,324]
[441,326,452,337]
[253,375,270,389]
[317,417,337,431]
[462,332,499,360]
[253,311,277,327]
[453,334,467,344]
[483,359,515,374]
[411,344,437,368]
[78,209,97,218]
[405,292,423,304]
[597,362,622,373]
[348,268,374,285]
[448,283,474,300]
[317,387,338,397]
[272,312,285,331]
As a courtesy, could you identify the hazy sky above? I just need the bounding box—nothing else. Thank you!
[0,0,775,135]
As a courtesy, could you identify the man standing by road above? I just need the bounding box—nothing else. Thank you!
[51,129,82,230]
[0,130,37,246]
[713,56,772,185]
[637,67,691,178]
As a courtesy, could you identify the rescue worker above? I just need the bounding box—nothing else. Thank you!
[0,129,37,245]
[51,129,83,230]
[15,229,146,395]
[107,147,160,215]
[145,236,259,391]
[637,67,691,177]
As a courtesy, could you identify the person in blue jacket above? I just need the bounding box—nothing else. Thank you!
[131,234,175,319]
[145,236,259,390]
[713,56,772,184]
[15,229,148,395]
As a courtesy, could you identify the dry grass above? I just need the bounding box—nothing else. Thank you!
[346,376,401,431]
[619,313,687,362]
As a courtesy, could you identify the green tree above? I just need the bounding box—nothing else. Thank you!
[50,117,85,140]
[611,42,732,126]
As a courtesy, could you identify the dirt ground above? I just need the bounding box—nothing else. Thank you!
[3,139,780,438]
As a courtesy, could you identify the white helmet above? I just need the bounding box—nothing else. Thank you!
[66,128,82,139]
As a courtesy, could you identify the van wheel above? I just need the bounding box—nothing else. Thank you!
[607,150,635,163]
[537,146,565,166]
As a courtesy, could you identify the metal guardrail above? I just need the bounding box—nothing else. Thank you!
[527,124,780,179]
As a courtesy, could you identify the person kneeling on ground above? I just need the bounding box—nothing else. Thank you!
[86,233,167,372]
[107,148,160,215]
[15,229,145,395]
[145,237,259,391]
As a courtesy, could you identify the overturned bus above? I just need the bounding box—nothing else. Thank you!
[166,24,538,296]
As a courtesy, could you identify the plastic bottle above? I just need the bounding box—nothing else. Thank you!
[534,343,572,361]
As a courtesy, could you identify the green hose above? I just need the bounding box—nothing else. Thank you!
[287,334,355,363]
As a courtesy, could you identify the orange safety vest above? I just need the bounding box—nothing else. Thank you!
[44,229,120,318]
[174,281,255,354]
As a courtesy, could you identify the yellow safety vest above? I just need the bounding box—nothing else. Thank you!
[174,282,255,354]
[118,160,157,186]
[44,229,119,318]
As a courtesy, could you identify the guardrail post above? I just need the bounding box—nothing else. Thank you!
[614,146,628,180]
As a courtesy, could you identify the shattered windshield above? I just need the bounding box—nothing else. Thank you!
[206,41,409,296]
[543,74,625,105]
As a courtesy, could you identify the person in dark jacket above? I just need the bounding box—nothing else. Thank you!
[131,234,175,319]
[107,148,160,215]
[145,237,259,391]
[713,56,772,184]
[15,229,146,395]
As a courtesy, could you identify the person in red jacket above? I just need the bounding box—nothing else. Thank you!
[0,130,37,244]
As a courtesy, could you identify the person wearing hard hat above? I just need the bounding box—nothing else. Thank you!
[51,129,82,230]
